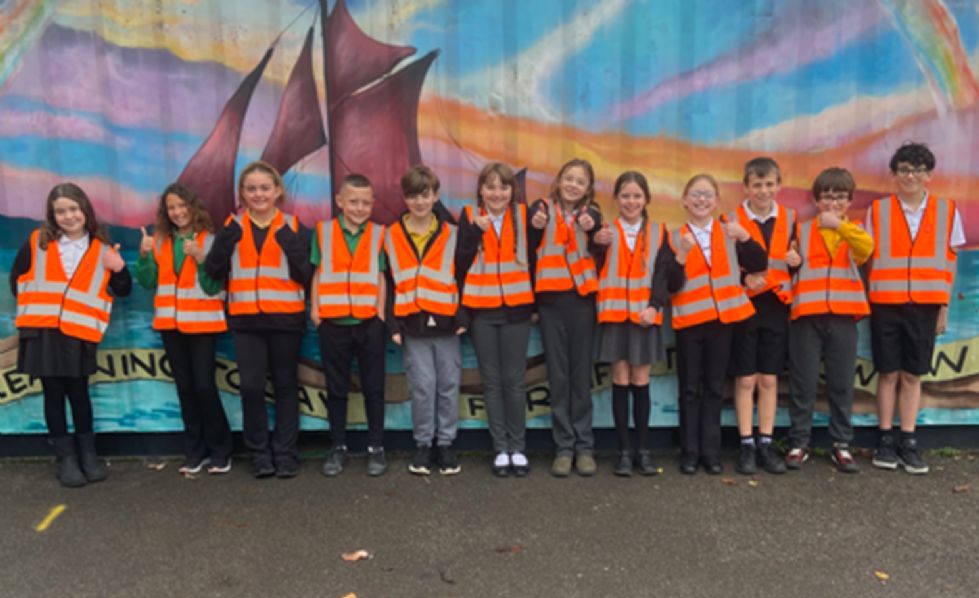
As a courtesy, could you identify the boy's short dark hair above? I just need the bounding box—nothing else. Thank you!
[341,173,372,190]
[743,156,781,184]
[401,165,440,196]
[812,167,855,199]
[889,142,936,173]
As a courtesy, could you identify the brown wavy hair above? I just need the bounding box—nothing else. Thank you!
[548,158,597,213]
[155,182,213,238]
[39,183,110,249]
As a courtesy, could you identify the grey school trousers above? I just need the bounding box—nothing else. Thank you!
[538,294,596,456]
[403,334,460,447]
[788,314,858,447]
[470,312,532,453]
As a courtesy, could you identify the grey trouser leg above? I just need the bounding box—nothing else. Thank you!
[404,336,436,445]
[822,316,857,445]
[471,313,531,453]
[538,296,596,456]
[432,335,461,446]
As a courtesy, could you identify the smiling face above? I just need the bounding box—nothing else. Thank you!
[337,183,374,228]
[165,193,192,233]
[558,165,590,206]
[52,196,87,239]
[892,161,932,201]
[744,172,780,215]
[815,189,851,217]
[479,174,513,216]
[404,188,438,221]
[615,181,648,224]
[682,177,719,224]
[240,170,282,219]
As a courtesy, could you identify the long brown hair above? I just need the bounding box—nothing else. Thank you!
[39,183,110,249]
[155,183,213,238]
[548,158,597,214]
[476,162,523,263]
[237,160,287,211]
[613,171,652,258]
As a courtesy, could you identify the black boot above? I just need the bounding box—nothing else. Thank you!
[50,436,86,488]
[75,432,108,483]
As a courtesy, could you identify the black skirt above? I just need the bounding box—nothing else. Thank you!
[17,328,99,378]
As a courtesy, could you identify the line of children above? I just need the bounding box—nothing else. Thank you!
[17,142,966,486]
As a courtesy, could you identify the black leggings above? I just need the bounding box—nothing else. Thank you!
[41,376,93,436]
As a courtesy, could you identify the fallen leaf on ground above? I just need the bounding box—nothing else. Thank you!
[748,480,759,487]
[342,550,372,562]
[494,545,524,554]
[721,477,736,486]
[952,484,971,494]
[145,461,167,471]
[874,571,890,581]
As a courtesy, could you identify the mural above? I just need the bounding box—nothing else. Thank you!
[1,0,977,435]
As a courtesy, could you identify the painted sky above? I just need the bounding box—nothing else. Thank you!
[0,0,977,240]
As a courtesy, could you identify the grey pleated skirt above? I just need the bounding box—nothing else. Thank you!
[596,321,666,365]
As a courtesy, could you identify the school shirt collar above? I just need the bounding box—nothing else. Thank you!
[58,232,90,250]
[742,199,777,222]
[897,191,929,216]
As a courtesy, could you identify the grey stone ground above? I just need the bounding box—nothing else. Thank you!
[1,450,978,598]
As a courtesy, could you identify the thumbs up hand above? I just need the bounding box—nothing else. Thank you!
[593,221,613,246]
[103,243,125,273]
[721,221,750,242]
[531,199,550,230]
[139,226,153,258]
[785,240,802,268]
[576,209,596,232]
[183,238,204,263]
[474,213,492,231]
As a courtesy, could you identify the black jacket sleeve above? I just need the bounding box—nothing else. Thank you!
[204,219,242,281]
[108,265,132,297]
[9,241,31,298]
[454,208,482,287]
[650,236,685,308]
[526,199,547,259]
[383,265,403,337]
[736,238,768,273]
[276,221,313,286]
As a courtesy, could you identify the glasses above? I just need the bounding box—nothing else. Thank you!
[686,191,716,200]
[817,192,850,203]
[896,166,930,177]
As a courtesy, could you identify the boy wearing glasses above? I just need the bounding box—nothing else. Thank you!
[785,168,872,472]
[865,142,965,474]
[726,157,801,475]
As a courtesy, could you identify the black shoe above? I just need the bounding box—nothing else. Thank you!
[75,432,107,482]
[635,450,658,476]
[252,458,275,479]
[736,444,757,475]
[408,445,432,475]
[613,452,633,477]
[510,452,530,477]
[321,446,347,477]
[491,452,510,477]
[897,438,929,475]
[438,445,461,475]
[872,431,899,470]
[275,461,299,479]
[679,454,698,475]
[367,447,389,477]
[702,458,723,475]
[757,443,787,474]
[50,436,86,488]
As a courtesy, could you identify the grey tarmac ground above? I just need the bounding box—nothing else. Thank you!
[1,450,978,598]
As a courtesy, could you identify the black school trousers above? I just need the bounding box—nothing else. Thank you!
[675,320,734,461]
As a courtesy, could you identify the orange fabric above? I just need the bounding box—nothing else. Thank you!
[461,205,533,309]
[732,204,794,304]
[534,203,598,295]
[227,211,305,315]
[385,220,459,317]
[153,231,227,333]
[596,219,664,325]
[316,219,384,319]
[790,219,869,320]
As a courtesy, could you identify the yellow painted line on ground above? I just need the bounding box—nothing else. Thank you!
[35,504,67,532]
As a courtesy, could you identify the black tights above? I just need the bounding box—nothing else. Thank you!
[41,376,93,436]
[612,383,650,452]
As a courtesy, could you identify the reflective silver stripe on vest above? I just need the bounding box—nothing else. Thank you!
[597,220,660,316]
[229,214,304,306]
[62,242,112,335]
[870,197,952,295]
[792,221,866,312]
[155,233,225,323]
[465,206,533,298]
[318,220,382,309]
[670,227,745,320]
[538,205,596,287]
[385,223,458,309]
[16,234,68,318]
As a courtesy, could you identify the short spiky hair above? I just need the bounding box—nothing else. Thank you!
[341,173,372,190]
[889,142,936,173]
[401,165,440,196]
[743,156,781,184]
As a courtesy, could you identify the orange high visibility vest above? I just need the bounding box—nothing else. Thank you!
[152,231,227,333]
[385,219,459,317]
[316,218,384,319]
[462,204,534,309]
[597,218,665,325]
[15,229,115,343]
[534,202,598,296]
[790,219,869,320]
[868,195,957,305]
[729,204,794,304]
[227,211,306,315]
[668,222,755,329]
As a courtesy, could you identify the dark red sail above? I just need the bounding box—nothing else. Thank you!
[329,50,439,224]
[178,47,273,225]
[261,26,326,176]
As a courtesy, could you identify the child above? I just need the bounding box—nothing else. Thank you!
[866,142,966,474]
[669,174,766,475]
[11,183,131,487]
[728,157,800,475]
[456,162,534,477]
[311,174,388,477]
[786,168,873,473]
[385,165,467,476]
[592,171,679,476]
[528,158,603,477]
[205,161,312,479]
[135,183,233,475]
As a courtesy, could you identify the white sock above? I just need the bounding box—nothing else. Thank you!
[494,452,510,467]
[510,452,528,467]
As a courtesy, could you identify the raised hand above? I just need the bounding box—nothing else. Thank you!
[183,238,204,263]
[722,221,750,242]
[593,222,613,246]
[785,240,802,268]
[818,211,842,230]
[139,226,153,258]
[531,199,550,230]
[474,213,492,231]
[675,231,697,264]
[577,210,596,232]
[103,243,125,273]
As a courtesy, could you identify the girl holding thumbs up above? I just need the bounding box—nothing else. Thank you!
[9,183,131,487]
[134,183,232,475]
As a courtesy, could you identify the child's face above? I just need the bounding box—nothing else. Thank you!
[404,188,438,220]
[615,181,648,224]
[558,166,590,205]
[240,171,282,216]
[337,184,374,227]
[479,175,513,216]
[892,161,932,199]
[814,189,851,218]
[166,193,192,232]
[744,172,780,212]
[682,179,718,221]
[52,196,86,238]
